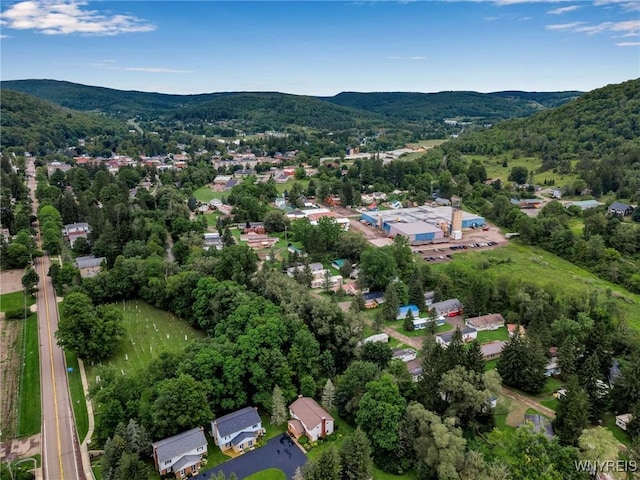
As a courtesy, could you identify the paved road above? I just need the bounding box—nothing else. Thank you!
[28,160,85,480]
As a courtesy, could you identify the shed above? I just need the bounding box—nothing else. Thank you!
[397,305,420,320]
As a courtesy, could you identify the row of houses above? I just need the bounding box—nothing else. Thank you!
[153,397,332,479]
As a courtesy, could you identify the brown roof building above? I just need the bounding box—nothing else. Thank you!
[288,397,334,442]
[465,313,505,331]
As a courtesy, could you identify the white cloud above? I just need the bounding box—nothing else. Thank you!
[594,0,640,11]
[91,62,193,74]
[0,0,156,36]
[547,5,581,14]
[616,41,640,45]
[493,0,566,5]
[546,22,586,30]
[547,19,639,36]
[0,34,8,38]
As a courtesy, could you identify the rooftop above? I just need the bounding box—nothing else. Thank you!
[213,407,261,438]
[290,397,333,429]
[388,221,443,236]
[152,427,207,465]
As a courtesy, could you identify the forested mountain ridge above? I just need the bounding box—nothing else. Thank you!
[0,89,127,155]
[2,79,579,126]
[322,90,581,122]
[450,78,640,197]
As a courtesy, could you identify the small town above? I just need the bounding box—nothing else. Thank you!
[1,2,640,480]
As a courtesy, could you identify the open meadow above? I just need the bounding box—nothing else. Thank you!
[87,300,206,381]
[463,154,580,186]
[435,243,640,330]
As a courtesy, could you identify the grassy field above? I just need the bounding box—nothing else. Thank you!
[88,300,206,379]
[17,311,40,437]
[568,217,584,236]
[464,154,580,186]
[204,212,220,227]
[436,243,640,330]
[64,350,89,443]
[245,468,286,480]
[0,291,31,311]
[477,328,509,343]
[603,414,631,446]
[193,185,225,203]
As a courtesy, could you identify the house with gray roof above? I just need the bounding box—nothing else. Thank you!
[608,201,634,216]
[431,298,464,317]
[152,427,207,478]
[436,326,477,347]
[211,406,264,454]
[74,255,106,279]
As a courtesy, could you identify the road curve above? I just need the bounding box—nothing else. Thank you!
[28,160,85,480]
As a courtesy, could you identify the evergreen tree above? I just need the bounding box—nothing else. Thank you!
[304,447,342,480]
[465,340,486,377]
[339,428,373,480]
[403,309,414,332]
[557,337,577,381]
[578,352,609,421]
[497,333,547,394]
[270,385,287,426]
[222,227,234,247]
[322,379,336,410]
[553,376,589,446]
[382,282,400,322]
[444,327,465,370]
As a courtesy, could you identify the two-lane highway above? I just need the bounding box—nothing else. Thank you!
[28,160,84,480]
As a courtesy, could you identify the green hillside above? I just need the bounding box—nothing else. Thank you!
[322,90,581,121]
[450,78,640,197]
[0,89,127,154]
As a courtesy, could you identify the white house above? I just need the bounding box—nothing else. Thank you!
[211,406,264,453]
[359,333,389,346]
[435,326,477,347]
[152,427,207,479]
[412,318,429,330]
[288,397,334,442]
[616,413,633,431]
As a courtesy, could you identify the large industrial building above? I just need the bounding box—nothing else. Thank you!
[360,206,485,244]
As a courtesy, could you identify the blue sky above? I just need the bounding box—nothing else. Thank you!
[1,1,638,95]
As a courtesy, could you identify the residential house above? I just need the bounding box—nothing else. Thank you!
[331,259,347,271]
[203,233,223,251]
[392,348,417,362]
[74,256,105,279]
[481,341,507,360]
[405,358,423,382]
[510,198,542,209]
[213,175,232,185]
[507,324,526,337]
[431,299,464,317]
[523,414,554,439]
[412,318,429,330]
[63,223,90,247]
[608,202,634,216]
[545,358,561,377]
[363,291,384,309]
[152,427,207,479]
[615,413,633,431]
[211,406,264,453]
[465,313,505,331]
[435,326,477,347]
[224,179,239,191]
[359,333,389,345]
[565,200,604,210]
[288,397,334,442]
[424,291,435,306]
[397,305,420,320]
[286,262,324,278]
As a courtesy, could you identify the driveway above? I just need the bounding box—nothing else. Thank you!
[194,434,307,480]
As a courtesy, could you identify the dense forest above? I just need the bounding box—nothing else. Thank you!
[2,79,579,126]
[323,90,581,122]
[0,90,127,155]
[449,79,640,197]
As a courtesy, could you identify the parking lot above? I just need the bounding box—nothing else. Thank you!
[194,434,307,480]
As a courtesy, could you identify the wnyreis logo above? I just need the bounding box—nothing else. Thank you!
[574,460,638,473]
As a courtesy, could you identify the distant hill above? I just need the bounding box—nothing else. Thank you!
[1,79,580,127]
[321,90,581,122]
[450,78,640,197]
[0,89,127,154]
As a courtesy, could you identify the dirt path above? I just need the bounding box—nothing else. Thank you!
[0,433,41,462]
[501,386,556,425]
[383,326,422,349]
[0,312,21,439]
[0,269,25,294]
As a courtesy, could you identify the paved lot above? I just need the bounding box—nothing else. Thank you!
[194,434,307,480]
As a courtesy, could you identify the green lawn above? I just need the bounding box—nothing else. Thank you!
[493,395,514,430]
[485,359,499,371]
[392,320,452,338]
[435,243,640,330]
[568,217,584,236]
[87,300,206,380]
[17,312,40,437]
[477,328,509,343]
[193,185,225,203]
[204,212,220,227]
[307,411,354,461]
[0,291,32,312]
[525,408,551,418]
[64,350,89,443]
[465,154,580,186]
[603,414,631,446]
[245,468,286,480]
[91,460,103,480]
